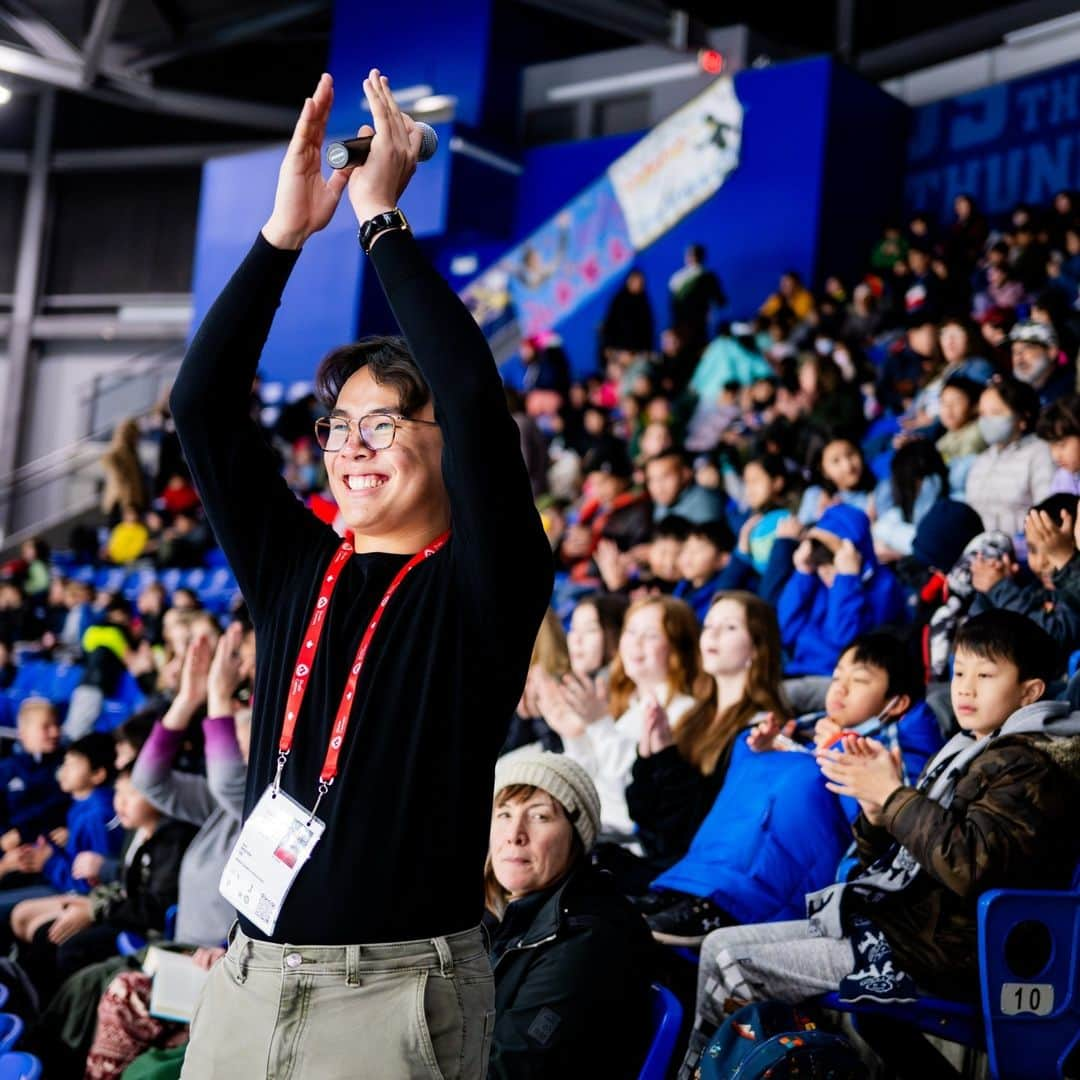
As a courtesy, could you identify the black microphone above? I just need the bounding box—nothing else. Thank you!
[326,123,439,169]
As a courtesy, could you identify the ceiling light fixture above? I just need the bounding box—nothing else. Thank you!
[0,84,12,106]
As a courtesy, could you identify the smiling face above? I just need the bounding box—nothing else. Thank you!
[950,646,1043,739]
[490,790,575,899]
[325,367,449,552]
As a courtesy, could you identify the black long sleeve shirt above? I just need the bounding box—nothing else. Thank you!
[170,230,552,944]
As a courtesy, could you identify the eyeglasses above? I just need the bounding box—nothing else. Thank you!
[313,413,439,453]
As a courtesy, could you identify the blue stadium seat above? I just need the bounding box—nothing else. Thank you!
[95,670,147,732]
[93,568,127,593]
[977,866,1080,1079]
[0,1052,42,1080]
[205,548,230,570]
[8,661,54,701]
[817,858,1080,1078]
[158,568,182,593]
[117,903,178,957]
[45,663,84,706]
[638,984,683,1080]
[0,1014,23,1055]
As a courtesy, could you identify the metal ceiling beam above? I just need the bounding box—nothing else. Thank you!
[81,0,127,86]
[124,0,328,73]
[0,0,81,64]
[515,0,697,50]
[856,0,1080,80]
[0,41,295,130]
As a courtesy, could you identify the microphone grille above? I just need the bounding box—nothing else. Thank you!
[416,122,439,161]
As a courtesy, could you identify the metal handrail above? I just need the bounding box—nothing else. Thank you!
[0,343,183,494]
[0,341,185,547]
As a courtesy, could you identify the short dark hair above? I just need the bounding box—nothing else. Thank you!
[1033,492,1079,527]
[67,733,116,782]
[845,631,925,702]
[113,709,157,754]
[1036,394,1080,443]
[954,610,1057,685]
[941,374,984,410]
[644,447,690,471]
[314,336,432,415]
[653,515,692,542]
[985,374,1041,433]
[686,519,735,553]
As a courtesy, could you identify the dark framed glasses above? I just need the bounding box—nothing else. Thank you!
[313,413,439,453]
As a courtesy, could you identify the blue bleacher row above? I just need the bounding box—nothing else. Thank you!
[0,985,40,1078]
[51,548,238,617]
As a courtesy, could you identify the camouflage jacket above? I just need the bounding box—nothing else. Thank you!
[851,732,1080,998]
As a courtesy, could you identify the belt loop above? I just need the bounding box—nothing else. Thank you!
[432,936,453,978]
[346,944,361,987]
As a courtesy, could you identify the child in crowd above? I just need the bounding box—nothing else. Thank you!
[752,631,943,819]
[777,505,906,677]
[969,493,1080,641]
[1036,393,1080,496]
[546,597,703,838]
[872,441,949,560]
[673,521,736,622]
[644,448,727,525]
[966,374,1054,538]
[626,593,791,875]
[935,375,986,495]
[733,455,796,577]
[12,766,196,998]
[634,595,849,946]
[0,734,122,925]
[0,698,68,854]
[640,516,691,594]
[797,438,876,526]
[680,611,1080,1077]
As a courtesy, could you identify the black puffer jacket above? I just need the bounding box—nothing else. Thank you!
[486,863,656,1079]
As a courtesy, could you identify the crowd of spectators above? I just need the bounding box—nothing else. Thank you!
[0,191,1074,1078]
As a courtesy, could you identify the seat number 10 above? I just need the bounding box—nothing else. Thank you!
[1000,983,1054,1016]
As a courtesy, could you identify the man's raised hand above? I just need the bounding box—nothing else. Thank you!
[347,69,424,228]
[262,73,352,251]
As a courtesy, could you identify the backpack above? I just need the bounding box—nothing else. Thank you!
[698,1001,863,1079]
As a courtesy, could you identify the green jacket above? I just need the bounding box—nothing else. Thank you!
[852,731,1080,998]
[486,863,656,1079]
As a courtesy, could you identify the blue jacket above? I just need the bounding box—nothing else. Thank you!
[777,504,907,676]
[794,700,944,825]
[0,750,69,842]
[43,785,124,893]
[651,736,850,923]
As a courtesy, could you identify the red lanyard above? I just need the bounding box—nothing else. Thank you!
[272,529,451,813]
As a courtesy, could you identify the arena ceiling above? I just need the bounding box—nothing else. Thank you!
[0,0,1075,149]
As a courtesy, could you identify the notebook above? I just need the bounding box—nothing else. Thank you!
[143,946,210,1024]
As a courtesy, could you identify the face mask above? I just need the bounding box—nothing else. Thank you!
[1014,355,1054,386]
[978,414,1017,446]
[815,338,834,356]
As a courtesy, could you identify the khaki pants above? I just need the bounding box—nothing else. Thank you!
[182,924,495,1080]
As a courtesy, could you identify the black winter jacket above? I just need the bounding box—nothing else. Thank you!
[485,863,656,1079]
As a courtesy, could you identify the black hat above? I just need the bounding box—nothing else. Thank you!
[583,442,633,480]
[912,500,984,571]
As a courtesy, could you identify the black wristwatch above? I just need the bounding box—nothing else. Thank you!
[358,207,410,254]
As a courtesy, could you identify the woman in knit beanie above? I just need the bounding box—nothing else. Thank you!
[483,749,656,1079]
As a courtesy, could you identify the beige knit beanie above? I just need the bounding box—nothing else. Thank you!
[493,750,601,852]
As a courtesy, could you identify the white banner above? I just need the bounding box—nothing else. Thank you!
[607,77,744,250]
